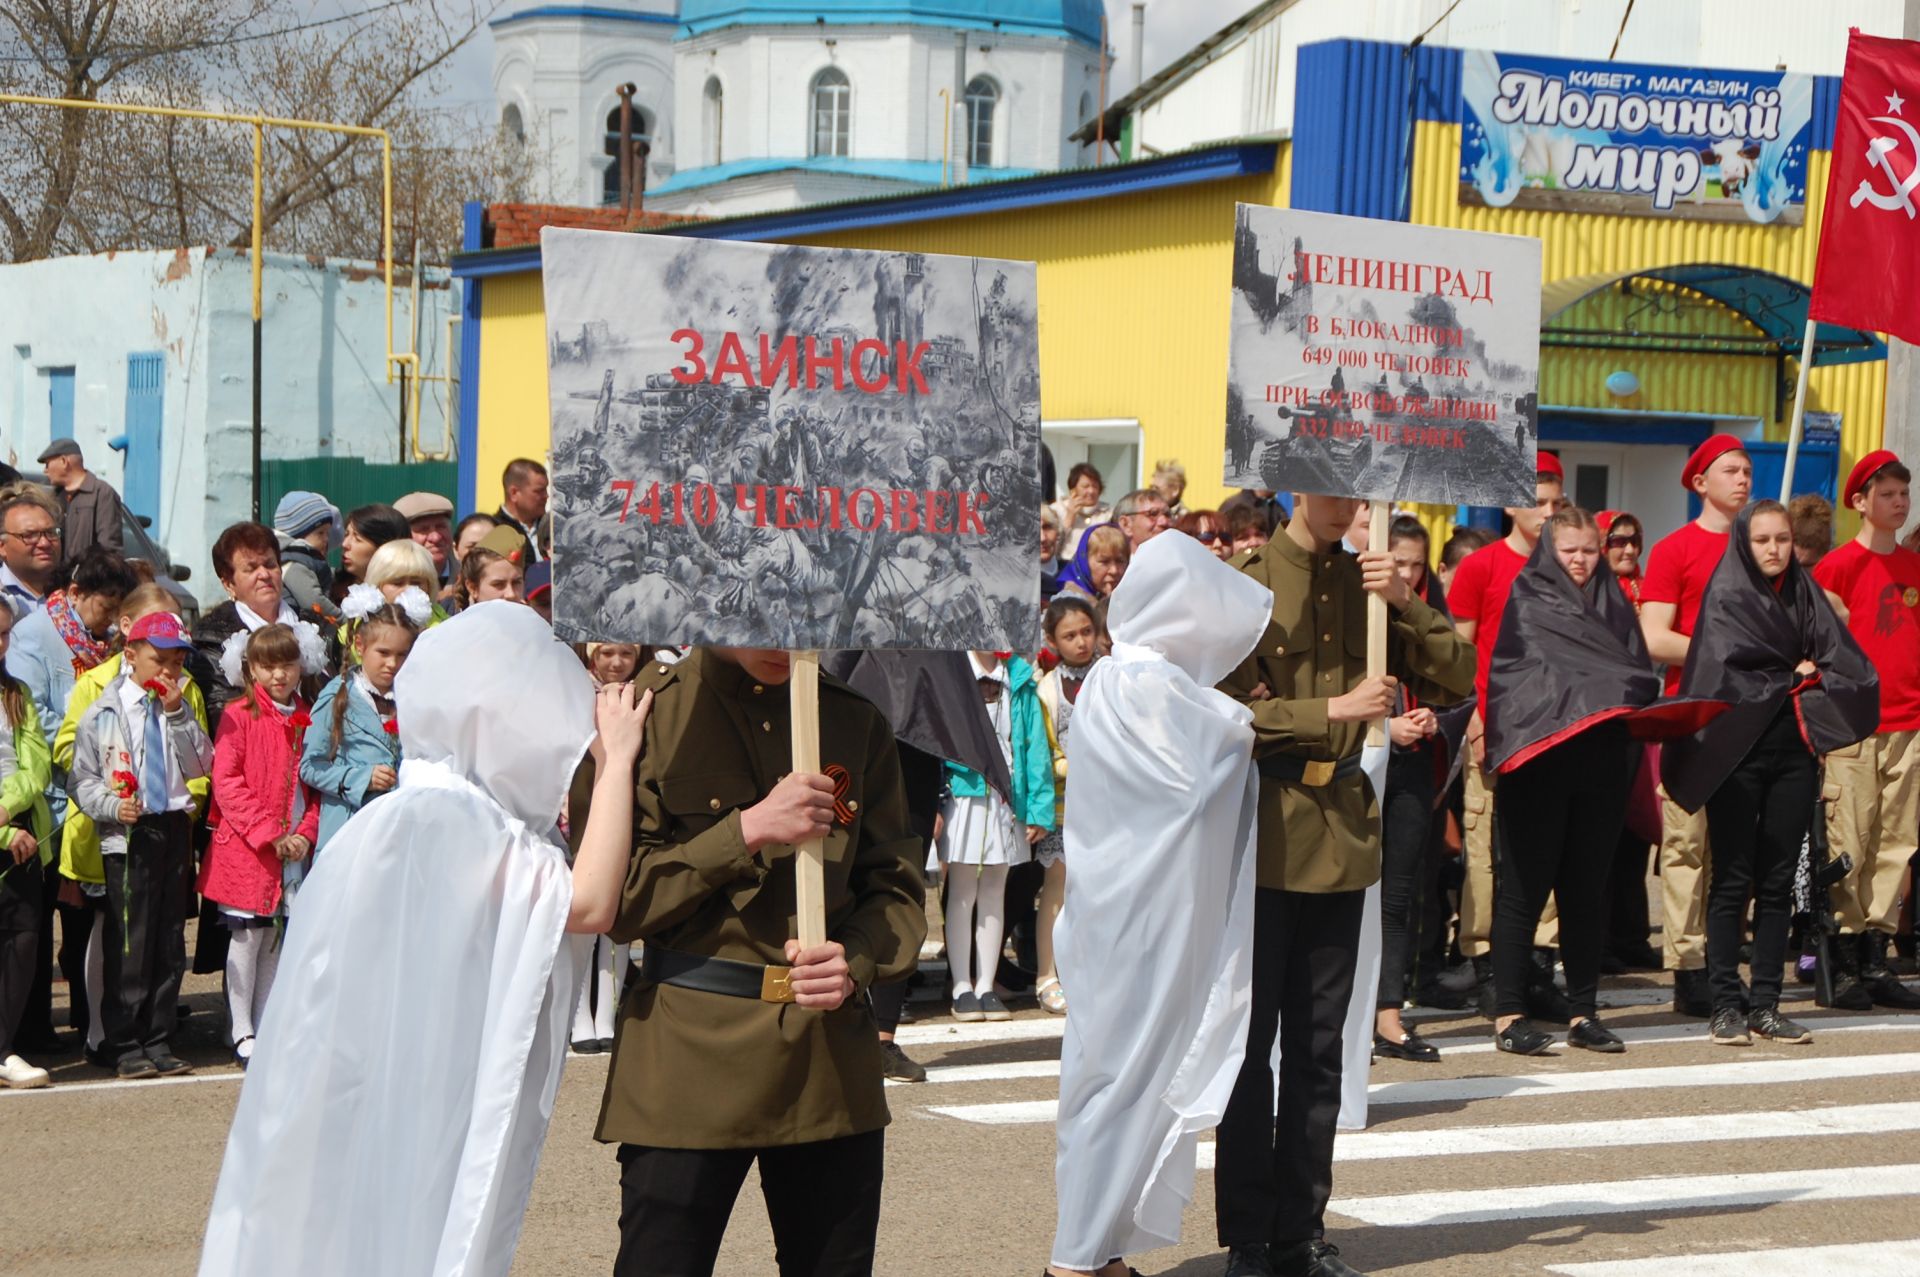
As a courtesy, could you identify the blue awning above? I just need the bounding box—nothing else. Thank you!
[1540,264,1886,367]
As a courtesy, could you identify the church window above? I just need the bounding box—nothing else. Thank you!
[500,103,525,145]
[965,76,999,168]
[703,77,724,166]
[603,104,654,205]
[811,68,851,158]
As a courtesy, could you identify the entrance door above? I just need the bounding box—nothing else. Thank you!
[122,353,164,524]
[46,366,74,442]
[1549,441,1693,541]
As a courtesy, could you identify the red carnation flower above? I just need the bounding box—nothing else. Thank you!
[110,770,138,799]
[1035,648,1060,672]
[141,679,167,698]
[290,710,313,730]
[382,718,399,735]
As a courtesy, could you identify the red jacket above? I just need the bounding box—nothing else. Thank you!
[197,688,321,916]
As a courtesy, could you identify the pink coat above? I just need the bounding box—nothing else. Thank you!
[197,688,321,917]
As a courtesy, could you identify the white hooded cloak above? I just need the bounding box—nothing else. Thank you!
[199,602,597,1277]
[1050,531,1274,1269]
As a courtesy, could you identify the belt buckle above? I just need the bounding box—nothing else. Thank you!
[1302,759,1336,787]
[760,965,796,1004]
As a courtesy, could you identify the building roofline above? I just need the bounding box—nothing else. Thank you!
[451,135,1282,278]
[490,5,678,29]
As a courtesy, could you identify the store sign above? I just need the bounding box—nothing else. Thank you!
[1459,49,1812,225]
[540,228,1042,654]
[1224,205,1541,509]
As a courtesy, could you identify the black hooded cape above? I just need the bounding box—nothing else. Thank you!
[822,650,1014,802]
[1660,504,1880,813]
[1486,535,1721,775]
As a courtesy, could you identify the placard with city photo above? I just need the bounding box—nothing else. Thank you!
[541,228,1042,652]
[1224,204,1542,508]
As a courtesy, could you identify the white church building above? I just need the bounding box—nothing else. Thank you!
[490,0,1108,218]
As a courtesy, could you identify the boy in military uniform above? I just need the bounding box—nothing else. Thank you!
[1215,494,1474,1277]
[591,646,927,1277]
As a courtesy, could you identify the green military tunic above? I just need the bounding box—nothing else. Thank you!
[1222,532,1475,893]
[594,649,927,1150]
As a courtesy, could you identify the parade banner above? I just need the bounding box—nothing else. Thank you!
[541,229,1042,652]
[1460,49,1812,225]
[1224,205,1542,508]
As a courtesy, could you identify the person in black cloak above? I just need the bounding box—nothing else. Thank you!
[822,650,1011,1081]
[1483,507,1718,1057]
[1660,500,1880,1048]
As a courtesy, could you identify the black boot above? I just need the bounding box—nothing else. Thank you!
[1862,932,1920,1010]
[1671,967,1712,1018]
[1473,955,1495,1019]
[1822,933,1876,1011]
[1525,948,1572,1024]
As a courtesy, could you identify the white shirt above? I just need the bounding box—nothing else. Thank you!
[117,678,193,813]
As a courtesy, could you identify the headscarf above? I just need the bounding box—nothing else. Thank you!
[1485,532,1719,774]
[1054,522,1116,598]
[1661,503,1880,813]
[1597,510,1644,609]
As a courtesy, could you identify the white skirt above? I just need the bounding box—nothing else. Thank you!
[938,791,1029,868]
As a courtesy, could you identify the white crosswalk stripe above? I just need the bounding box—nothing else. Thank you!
[1332,1163,1920,1226]
[1543,1238,1920,1275]
[1186,1101,1920,1168]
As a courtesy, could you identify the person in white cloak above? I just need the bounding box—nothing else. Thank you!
[1047,531,1274,1277]
[198,601,653,1277]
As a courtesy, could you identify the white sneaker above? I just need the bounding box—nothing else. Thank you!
[0,1053,50,1088]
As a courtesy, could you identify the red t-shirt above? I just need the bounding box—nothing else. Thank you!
[1814,540,1920,733]
[1641,521,1730,694]
[1447,538,1528,709]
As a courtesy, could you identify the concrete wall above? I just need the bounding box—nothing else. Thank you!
[0,248,452,602]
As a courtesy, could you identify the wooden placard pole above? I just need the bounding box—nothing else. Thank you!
[1365,500,1390,749]
[789,650,828,950]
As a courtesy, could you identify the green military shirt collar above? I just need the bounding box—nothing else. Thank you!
[1257,528,1346,576]
[690,648,788,705]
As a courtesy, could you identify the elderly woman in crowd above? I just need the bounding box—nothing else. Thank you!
[1055,524,1129,613]
[190,523,309,720]
[1597,511,1645,612]
[1151,459,1190,519]
[1051,464,1112,561]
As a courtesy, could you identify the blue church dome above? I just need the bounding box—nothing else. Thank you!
[677,0,1103,44]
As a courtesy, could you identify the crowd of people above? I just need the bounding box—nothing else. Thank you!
[0,457,560,1087]
[5,432,1920,1277]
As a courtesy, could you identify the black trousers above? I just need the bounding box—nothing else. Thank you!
[0,856,43,1057]
[1491,725,1634,1020]
[1705,709,1815,1012]
[1216,886,1366,1247]
[1379,749,1437,1008]
[615,1130,885,1277]
[101,813,193,1064]
[18,843,60,1043]
[1605,829,1654,958]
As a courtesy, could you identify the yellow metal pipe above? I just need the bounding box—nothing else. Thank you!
[251,121,264,322]
[0,91,407,379]
[938,88,952,187]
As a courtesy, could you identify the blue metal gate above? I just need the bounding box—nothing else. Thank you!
[118,353,164,524]
[47,367,74,442]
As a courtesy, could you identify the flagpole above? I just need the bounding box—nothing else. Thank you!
[1780,316,1819,502]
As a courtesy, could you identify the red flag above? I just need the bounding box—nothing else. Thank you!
[1811,30,1920,343]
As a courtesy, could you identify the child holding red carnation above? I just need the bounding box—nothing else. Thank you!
[67,612,214,1079]
[300,603,418,850]
[199,624,323,1066]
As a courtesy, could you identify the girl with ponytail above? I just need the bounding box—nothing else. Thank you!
[299,605,418,850]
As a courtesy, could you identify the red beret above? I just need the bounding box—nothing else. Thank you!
[1536,452,1564,481]
[1844,449,1903,506]
[1681,434,1748,490]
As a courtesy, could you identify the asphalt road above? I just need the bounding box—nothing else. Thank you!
[7,961,1920,1276]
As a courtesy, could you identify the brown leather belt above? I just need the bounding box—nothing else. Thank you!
[637,945,795,1004]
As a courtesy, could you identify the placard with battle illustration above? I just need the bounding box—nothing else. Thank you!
[541,228,1042,652]
[1225,204,1542,508]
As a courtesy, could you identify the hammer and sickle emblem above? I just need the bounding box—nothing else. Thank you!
[1851,114,1920,218]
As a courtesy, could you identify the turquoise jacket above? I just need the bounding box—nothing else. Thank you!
[945,656,1055,830]
[299,674,402,850]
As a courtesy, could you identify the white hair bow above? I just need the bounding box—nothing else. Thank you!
[219,618,330,688]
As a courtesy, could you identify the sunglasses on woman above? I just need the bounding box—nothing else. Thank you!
[1196,531,1222,544]
[1606,534,1641,548]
